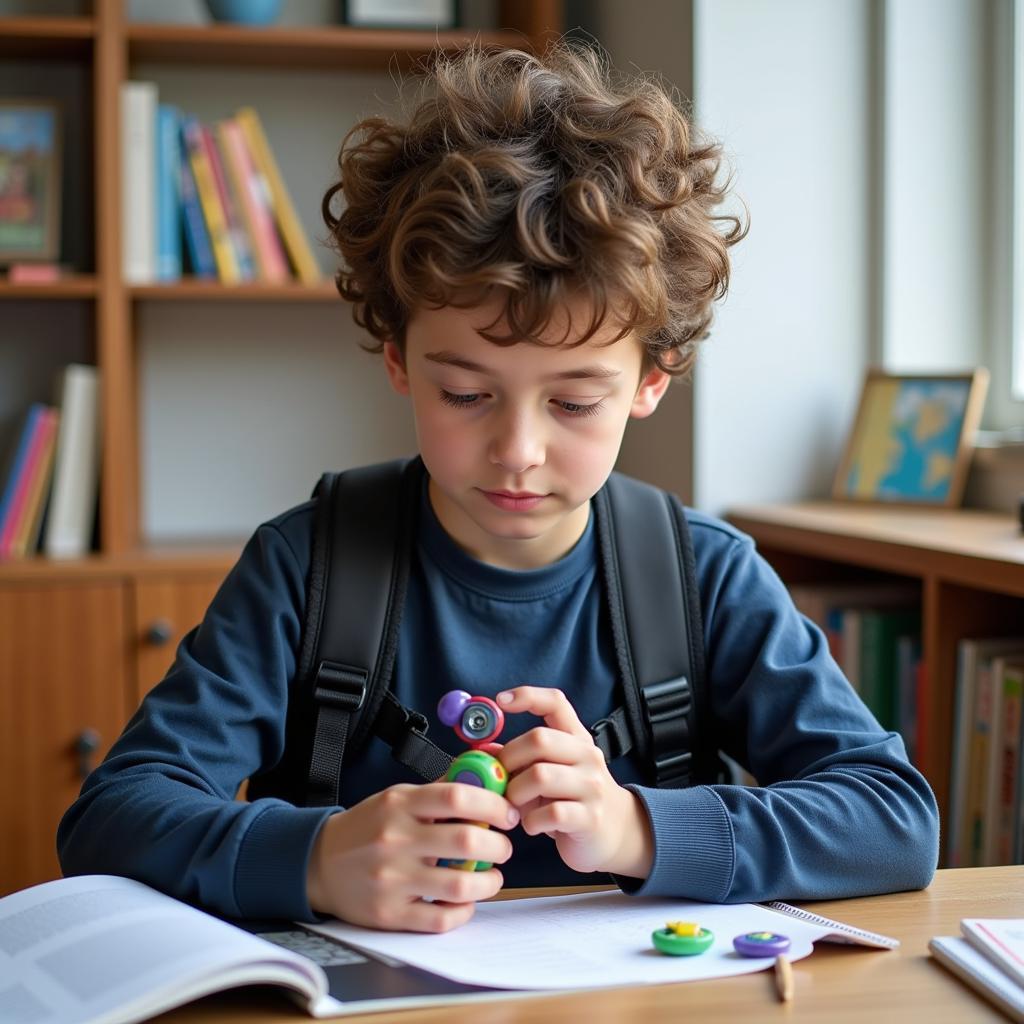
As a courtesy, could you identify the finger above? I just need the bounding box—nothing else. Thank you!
[498,726,591,775]
[496,686,591,740]
[395,898,479,934]
[505,761,591,808]
[417,865,505,904]
[520,800,588,837]
[416,821,514,865]
[410,783,519,830]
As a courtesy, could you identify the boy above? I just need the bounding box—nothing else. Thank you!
[58,42,938,933]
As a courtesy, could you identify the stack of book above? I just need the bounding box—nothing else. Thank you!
[946,636,1024,868]
[931,918,1024,1022]
[0,365,100,562]
[788,581,922,757]
[121,82,321,286]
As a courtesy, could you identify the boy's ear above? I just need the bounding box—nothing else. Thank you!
[629,367,671,419]
[382,341,410,395]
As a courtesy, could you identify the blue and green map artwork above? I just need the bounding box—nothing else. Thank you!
[842,378,970,502]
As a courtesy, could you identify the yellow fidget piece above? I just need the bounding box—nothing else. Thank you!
[665,921,701,936]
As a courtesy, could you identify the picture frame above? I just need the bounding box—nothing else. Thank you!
[341,0,458,30]
[0,100,62,264]
[832,369,989,507]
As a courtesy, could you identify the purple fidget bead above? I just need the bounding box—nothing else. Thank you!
[732,931,791,957]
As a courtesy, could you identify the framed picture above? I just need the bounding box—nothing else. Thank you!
[342,0,458,30]
[0,100,62,264]
[832,369,989,507]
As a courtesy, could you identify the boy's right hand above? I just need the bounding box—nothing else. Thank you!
[305,781,518,932]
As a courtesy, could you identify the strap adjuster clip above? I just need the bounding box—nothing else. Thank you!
[313,661,367,712]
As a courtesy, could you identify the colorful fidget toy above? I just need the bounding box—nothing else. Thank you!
[651,921,715,956]
[436,690,508,872]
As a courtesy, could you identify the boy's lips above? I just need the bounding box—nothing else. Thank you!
[480,489,549,511]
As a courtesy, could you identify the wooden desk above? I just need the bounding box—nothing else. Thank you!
[155,866,1021,1023]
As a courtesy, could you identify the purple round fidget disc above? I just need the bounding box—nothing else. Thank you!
[732,931,791,957]
[453,770,485,787]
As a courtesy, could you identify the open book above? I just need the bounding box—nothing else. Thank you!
[1,874,899,1024]
[0,874,514,1024]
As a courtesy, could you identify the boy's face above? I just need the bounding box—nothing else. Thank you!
[383,300,670,570]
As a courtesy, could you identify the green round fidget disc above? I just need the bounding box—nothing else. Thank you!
[651,927,715,956]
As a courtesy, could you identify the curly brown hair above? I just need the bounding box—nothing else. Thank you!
[322,40,746,377]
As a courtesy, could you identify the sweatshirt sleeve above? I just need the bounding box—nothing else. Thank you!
[56,507,335,922]
[623,517,939,903]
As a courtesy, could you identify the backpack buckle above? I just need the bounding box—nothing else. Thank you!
[641,676,693,786]
[313,661,367,712]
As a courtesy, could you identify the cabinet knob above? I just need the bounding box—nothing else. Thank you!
[74,728,101,779]
[145,619,174,646]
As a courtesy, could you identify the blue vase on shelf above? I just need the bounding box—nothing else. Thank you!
[205,0,283,26]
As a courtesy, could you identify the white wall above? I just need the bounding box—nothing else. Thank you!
[691,0,872,514]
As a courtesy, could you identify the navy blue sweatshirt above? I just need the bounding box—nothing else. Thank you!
[57,478,939,921]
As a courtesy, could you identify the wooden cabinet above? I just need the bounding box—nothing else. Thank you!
[727,501,1024,864]
[0,582,129,896]
[131,574,226,703]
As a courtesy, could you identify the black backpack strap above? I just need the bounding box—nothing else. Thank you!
[302,456,450,806]
[591,473,708,788]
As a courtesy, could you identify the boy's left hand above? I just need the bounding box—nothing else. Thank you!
[495,686,654,879]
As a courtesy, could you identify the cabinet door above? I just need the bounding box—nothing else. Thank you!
[0,582,129,896]
[131,575,226,705]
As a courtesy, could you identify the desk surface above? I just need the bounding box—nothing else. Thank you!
[155,866,1021,1024]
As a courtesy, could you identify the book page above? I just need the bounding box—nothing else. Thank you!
[0,875,327,1024]
[309,890,893,990]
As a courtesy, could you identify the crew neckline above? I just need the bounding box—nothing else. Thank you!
[418,478,596,601]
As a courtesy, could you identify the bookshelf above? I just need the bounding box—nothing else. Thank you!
[727,500,1024,861]
[0,0,562,896]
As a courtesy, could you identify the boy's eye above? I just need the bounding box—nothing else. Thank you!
[554,399,604,418]
[439,389,482,408]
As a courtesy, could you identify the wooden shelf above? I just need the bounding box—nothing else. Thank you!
[126,22,524,70]
[726,500,1024,858]
[728,501,1024,598]
[0,544,241,583]
[130,279,339,302]
[0,16,95,58]
[0,274,98,299]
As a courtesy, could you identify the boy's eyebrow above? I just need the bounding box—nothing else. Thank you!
[424,351,622,381]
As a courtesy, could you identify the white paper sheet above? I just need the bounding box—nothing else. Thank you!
[309,891,844,989]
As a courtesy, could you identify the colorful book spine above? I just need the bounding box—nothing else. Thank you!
[0,406,56,559]
[155,104,183,282]
[0,405,43,544]
[12,410,59,557]
[968,656,996,866]
[182,116,240,283]
[999,663,1024,864]
[859,608,920,732]
[217,117,289,282]
[201,123,255,280]
[179,144,217,279]
[236,106,321,285]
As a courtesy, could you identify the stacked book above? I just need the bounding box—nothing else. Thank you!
[946,637,1024,868]
[0,365,100,562]
[788,581,922,757]
[121,82,321,286]
[931,918,1024,1022]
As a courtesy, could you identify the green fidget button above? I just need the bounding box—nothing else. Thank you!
[651,923,715,956]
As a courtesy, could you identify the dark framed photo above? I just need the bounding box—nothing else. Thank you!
[0,100,62,263]
[342,0,458,30]
[832,369,989,507]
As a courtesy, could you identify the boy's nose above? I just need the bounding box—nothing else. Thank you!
[488,410,546,473]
